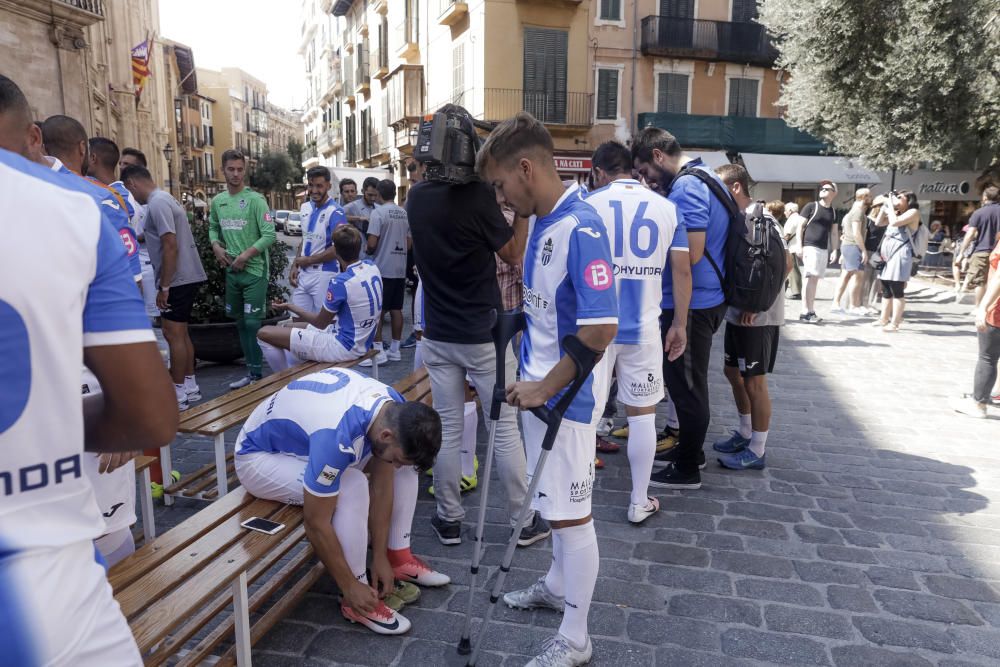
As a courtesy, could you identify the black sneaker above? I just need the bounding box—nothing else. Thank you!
[517,513,552,548]
[654,444,706,469]
[798,311,822,323]
[648,462,702,489]
[431,515,462,545]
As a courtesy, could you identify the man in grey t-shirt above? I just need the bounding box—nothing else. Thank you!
[343,176,378,237]
[122,165,207,409]
[711,165,792,471]
[365,179,411,362]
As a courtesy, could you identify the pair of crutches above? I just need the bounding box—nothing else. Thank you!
[457,310,599,666]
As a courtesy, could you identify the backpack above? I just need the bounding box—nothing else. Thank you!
[911,221,930,259]
[674,167,787,313]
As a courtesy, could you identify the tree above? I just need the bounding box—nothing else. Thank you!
[759,0,1000,170]
[286,139,306,184]
[249,151,295,195]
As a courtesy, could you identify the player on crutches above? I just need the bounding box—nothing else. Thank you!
[470,112,619,666]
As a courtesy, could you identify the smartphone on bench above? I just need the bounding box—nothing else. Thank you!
[240,517,285,535]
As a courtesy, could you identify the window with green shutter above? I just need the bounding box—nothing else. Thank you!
[596,69,619,120]
[600,0,622,20]
[657,73,689,114]
[523,27,568,124]
[727,77,759,117]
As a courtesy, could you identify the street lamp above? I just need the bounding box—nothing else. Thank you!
[285,181,292,208]
[163,143,175,195]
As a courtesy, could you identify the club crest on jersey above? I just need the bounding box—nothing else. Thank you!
[541,238,553,266]
[264,212,272,221]
[316,464,340,486]
[239,198,247,209]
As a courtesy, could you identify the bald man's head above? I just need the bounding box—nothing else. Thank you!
[0,75,34,156]
[42,114,89,174]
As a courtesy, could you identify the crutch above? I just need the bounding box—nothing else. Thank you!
[465,334,600,667]
[457,309,527,656]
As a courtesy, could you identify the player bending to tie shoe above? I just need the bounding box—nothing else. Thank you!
[233,368,449,634]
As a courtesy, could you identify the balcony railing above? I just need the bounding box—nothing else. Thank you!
[640,16,777,67]
[636,112,827,155]
[395,13,419,58]
[387,66,424,127]
[482,89,592,127]
[58,0,104,17]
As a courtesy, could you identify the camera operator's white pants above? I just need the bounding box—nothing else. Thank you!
[1,541,141,666]
[235,452,419,576]
[292,269,338,314]
[421,338,531,526]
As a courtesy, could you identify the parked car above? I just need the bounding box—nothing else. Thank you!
[284,211,302,235]
[273,209,291,232]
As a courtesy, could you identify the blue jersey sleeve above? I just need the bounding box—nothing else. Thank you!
[303,427,357,496]
[669,176,711,233]
[328,207,347,247]
[323,276,347,313]
[671,223,689,250]
[83,216,154,346]
[568,217,619,324]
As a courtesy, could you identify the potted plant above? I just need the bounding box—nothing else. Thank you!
[181,219,291,363]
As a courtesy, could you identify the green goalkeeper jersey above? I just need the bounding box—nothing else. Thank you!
[208,188,276,278]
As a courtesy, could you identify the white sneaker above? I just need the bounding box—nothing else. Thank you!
[340,600,411,635]
[952,396,987,419]
[829,306,847,316]
[628,497,660,524]
[847,306,869,317]
[228,375,259,390]
[386,349,401,362]
[361,350,389,367]
[185,385,202,402]
[526,634,593,667]
[596,418,614,437]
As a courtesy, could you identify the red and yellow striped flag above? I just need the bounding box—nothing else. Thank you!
[131,38,151,101]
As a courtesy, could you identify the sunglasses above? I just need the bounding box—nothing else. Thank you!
[820,186,834,191]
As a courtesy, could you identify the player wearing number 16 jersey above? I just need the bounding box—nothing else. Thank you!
[584,141,691,525]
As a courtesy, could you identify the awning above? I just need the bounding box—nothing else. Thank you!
[688,151,730,170]
[742,153,881,185]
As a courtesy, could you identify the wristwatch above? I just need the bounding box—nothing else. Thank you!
[159,287,170,293]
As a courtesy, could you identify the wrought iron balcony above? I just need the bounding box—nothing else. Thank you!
[640,16,777,67]
[482,89,592,128]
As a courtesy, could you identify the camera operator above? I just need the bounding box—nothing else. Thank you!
[406,105,549,548]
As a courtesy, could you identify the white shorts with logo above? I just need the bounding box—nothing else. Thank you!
[802,246,829,278]
[289,325,358,363]
[293,269,338,314]
[83,452,137,536]
[605,340,665,407]
[1,540,141,666]
[523,412,595,521]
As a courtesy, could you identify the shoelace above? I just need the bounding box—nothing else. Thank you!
[534,636,573,667]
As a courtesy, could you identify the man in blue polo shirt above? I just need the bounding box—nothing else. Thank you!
[632,127,731,490]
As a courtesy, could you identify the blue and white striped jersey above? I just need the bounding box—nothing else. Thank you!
[323,260,382,355]
[0,148,154,552]
[301,198,347,273]
[585,178,686,345]
[109,180,138,222]
[235,369,404,496]
[521,183,619,426]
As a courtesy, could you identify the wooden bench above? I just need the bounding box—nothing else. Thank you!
[112,368,431,666]
[132,455,158,544]
[162,351,378,503]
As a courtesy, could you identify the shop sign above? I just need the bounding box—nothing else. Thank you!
[554,156,592,173]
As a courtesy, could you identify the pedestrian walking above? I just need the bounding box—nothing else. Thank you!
[797,180,840,322]
[955,187,1000,308]
[953,235,1000,418]
[832,188,872,315]
[783,202,805,299]
[873,191,921,332]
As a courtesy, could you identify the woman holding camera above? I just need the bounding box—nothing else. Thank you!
[873,190,921,331]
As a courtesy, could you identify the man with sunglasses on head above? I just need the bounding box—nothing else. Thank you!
[797,180,840,323]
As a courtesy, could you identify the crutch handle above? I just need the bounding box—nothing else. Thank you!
[528,335,600,451]
[489,310,526,420]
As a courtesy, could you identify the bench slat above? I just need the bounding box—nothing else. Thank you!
[177,362,325,426]
[163,455,230,495]
[175,544,318,667]
[109,488,256,591]
[133,455,158,474]
[128,504,306,653]
[146,525,309,667]
[182,461,235,497]
[214,561,326,667]
[116,497,286,619]
[204,472,240,500]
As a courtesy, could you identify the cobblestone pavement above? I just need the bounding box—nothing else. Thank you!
[151,274,999,666]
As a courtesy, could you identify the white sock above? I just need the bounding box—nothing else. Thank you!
[390,339,401,353]
[95,526,135,568]
[461,402,477,477]
[556,522,598,649]
[174,384,186,402]
[626,414,656,506]
[413,339,424,370]
[665,397,679,430]
[543,529,564,597]
[388,466,417,550]
[737,413,752,439]
[332,469,370,584]
[184,375,198,390]
[259,340,289,373]
[749,430,768,457]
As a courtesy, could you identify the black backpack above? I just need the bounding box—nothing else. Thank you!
[674,167,787,314]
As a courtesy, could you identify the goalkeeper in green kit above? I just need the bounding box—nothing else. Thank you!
[209,149,276,389]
